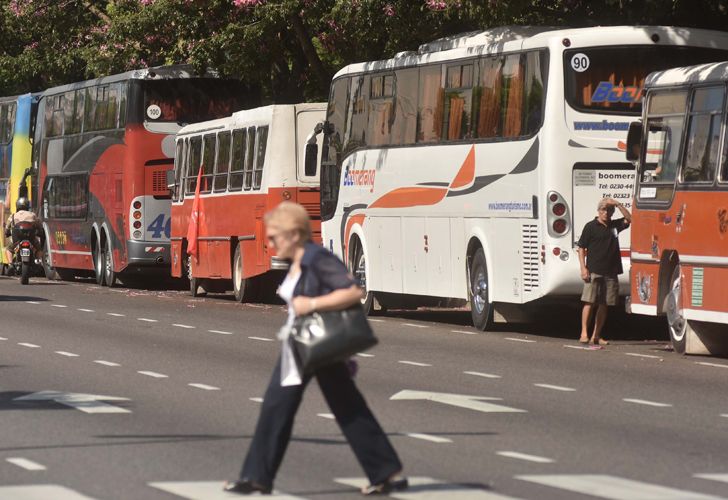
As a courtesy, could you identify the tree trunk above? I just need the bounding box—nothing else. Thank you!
[288,11,330,92]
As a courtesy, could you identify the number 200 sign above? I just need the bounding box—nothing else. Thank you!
[570,53,590,73]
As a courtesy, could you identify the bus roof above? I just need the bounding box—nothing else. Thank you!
[645,60,728,88]
[334,25,728,78]
[41,64,221,96]
[176,103,327,137]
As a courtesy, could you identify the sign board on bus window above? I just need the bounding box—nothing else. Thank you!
[570,53,590,73]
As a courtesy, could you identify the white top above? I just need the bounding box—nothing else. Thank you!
[277,271,302,387]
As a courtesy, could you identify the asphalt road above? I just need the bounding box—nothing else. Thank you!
[1,274,728,500]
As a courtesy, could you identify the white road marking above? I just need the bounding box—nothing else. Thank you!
[138,370,168,378]
[696,361,728,369]
[14,391,131,414]
[0,485,95,499]
[173,324,195,329]
[335,477,514,498]
[505,337,536,343]
[149,481,303,499]
[6,457,47,471]
[452,329,478,335]
[51,304,68,308]
[25,301,40,304]
[534,383,576,392]
[625,352,662,359]
[77,308,94,312]
[248,336,274,342]
[517,474,723,499]
[403,323,429,328]
[695,474,728,484]
[209,329,233,335]
[623,398,672,408]
[0,336,7,340]
[18,342,40,348]
[497,451,554,463]
[94,360,120,367]
[406,433,452,443]
[107,313,125,317]
[55,351,79,357]
[398,360,432,367]
[137,318,158,322]
[368,318,385,323]
[317,413,335,419]
[356,352,375,357]
[188,383,220,391]
[250,397,263,403]
[391,390,526,413]
[464,371,501,379]
[721,414,728,418]
[564,345,591,350]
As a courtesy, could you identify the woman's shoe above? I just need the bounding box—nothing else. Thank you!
[361,474,409,495]
[223,479,272,495]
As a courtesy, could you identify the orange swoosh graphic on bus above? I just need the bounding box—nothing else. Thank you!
[369,187,448,209]
[617,140,663,155]
[449,146,475,189]
[344,214,366,261]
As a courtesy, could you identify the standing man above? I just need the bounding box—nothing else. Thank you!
[577,197,631,345]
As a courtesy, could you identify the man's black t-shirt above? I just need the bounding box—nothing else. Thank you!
[577,217,630,276]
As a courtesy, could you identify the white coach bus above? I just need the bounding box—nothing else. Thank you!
[308,26,728,329]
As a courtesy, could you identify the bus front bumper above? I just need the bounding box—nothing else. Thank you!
[127,240,170,266]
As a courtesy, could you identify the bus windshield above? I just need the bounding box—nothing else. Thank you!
[142,79,247,125]
[565,46,728,115]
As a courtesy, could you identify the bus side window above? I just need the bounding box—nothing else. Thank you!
[118,83,128,128]
[391,68,418,146]
[173,139,184,201]
[443,62,474,141]
[63,92,75,135]
[344,76,367,155]
[229,129,246,191]
[214,131,231,193]
[367,74,394,146]
[253,126,268,190]
[84,88,97,132]
[95,86,109,131]
[244,127,255,191]
[107,85,119,129]
[186,136,202,195]
[201,133,215,194]
[680,86,724,183]
[502,54,526,138]
[475,56,504,138]
[523,51,546,135]
[417,64,444,143]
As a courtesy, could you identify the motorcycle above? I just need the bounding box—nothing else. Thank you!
[8,222,41,285]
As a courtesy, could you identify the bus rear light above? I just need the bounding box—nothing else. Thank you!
[133,221,142,229]
[552,247,561,256]
[133,211,142,220]
[549,193,558,203]
[133,201,142,209]
[553,219,567,234]
[552,203,566,216]
[541,244,546,264]
[282,190,291,200]
[133,230,142,239]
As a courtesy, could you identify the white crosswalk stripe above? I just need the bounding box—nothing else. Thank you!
[335,477,520,499]
[0,484,95,499]
[148,481,303,499]
[695,473,728,484]
[516,474,726,499]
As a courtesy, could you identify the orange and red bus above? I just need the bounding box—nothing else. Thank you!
[169,103,325,299]
[35,66,250,286]
[627,61,728,355]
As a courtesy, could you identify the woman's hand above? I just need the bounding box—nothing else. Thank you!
[292,285,364,316]
[292,296,317,316]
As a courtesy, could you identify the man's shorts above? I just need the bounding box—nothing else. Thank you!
[581,273,619,306]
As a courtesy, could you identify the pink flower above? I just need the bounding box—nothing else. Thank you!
[383,3,395,16]
[233,0,265,7]
[140,0,155,5]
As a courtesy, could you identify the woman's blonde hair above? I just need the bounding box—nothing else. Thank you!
[264,201,312,242]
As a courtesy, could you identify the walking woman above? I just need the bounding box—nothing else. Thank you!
[225,202,407,496]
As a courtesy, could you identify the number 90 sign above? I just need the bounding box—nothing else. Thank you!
[570,53,590,73]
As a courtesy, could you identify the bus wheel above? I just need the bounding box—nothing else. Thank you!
[233,244,257,303]
[350,240,374,315]
[104,239,116,287]
[187,256,206,297]
[469,248,493,330]
[666,266,691,354]
[93,241,105,286]
[42,239,58,280]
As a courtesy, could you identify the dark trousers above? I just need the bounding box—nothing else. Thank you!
[239,357,402,489]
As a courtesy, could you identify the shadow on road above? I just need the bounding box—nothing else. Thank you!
[0,295,49,302]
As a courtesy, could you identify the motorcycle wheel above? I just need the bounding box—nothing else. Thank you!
[21,262,30,284]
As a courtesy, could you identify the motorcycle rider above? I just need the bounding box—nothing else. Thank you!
[4,197,44,262]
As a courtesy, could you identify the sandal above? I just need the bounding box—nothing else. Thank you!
[592,338,609,346]
[578,337,589,344]
[361,475,409,496]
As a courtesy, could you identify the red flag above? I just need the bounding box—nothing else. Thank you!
[186,165,203,258]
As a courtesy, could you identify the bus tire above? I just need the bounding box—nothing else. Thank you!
[93,239,105,286]
[233,244,257,303]
[187,256,206,297]
[350,238,374,315]
[665,265,690,354]
[469,248,493,330]
[20,262,30,284]
[104,238,117,287]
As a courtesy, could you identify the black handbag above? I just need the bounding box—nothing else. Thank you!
[289,305,378,374]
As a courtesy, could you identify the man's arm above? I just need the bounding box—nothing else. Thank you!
[606,197,632,224]
[577,246,589,282]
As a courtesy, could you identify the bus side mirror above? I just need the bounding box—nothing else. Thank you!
[625,121,642,163]
[166,169,176,191]
[305,143,318,177]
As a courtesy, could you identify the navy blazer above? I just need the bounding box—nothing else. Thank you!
[293,242,357,298]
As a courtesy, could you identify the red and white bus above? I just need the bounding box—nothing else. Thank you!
[169,103,325,299]
[35,66,250,285]
[627,61,728,355]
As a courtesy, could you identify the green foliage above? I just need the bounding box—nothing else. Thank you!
[1,0,727,101]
